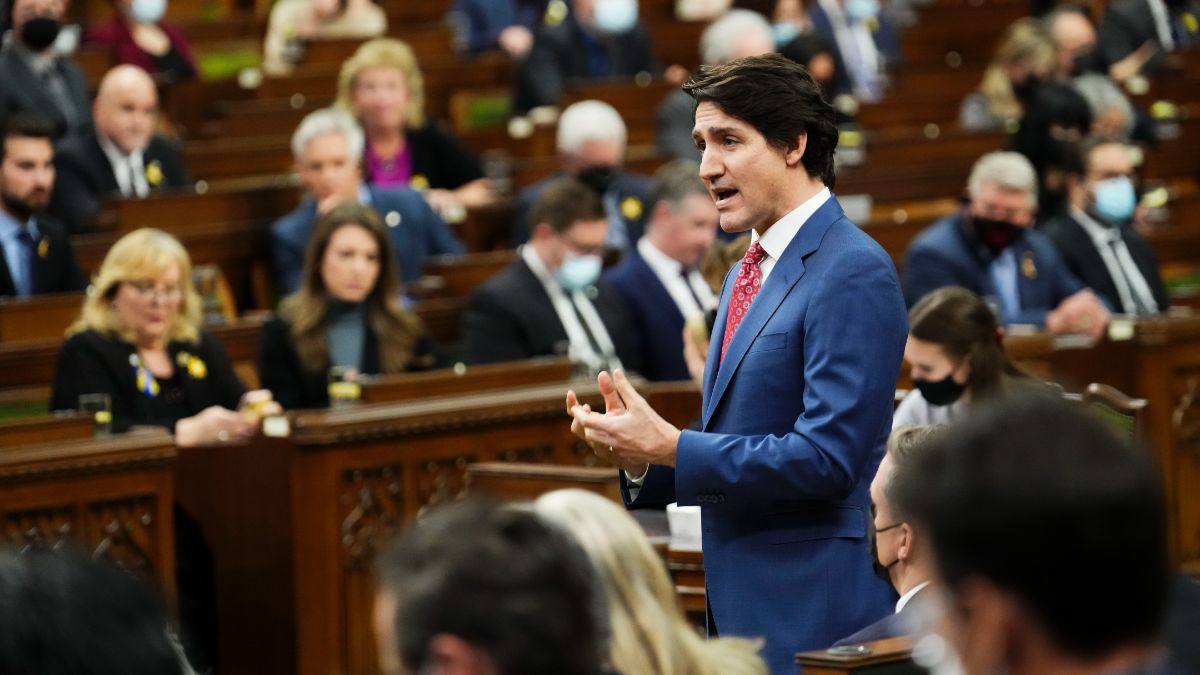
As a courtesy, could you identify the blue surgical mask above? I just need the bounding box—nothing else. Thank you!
[592,0,638,35]
[772,22,799,47]
[130,0,166,24]
[1092,176,1137,223]
[556,252,602,291]
[845,0,881,23]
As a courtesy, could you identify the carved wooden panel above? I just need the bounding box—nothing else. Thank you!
[415,456,475,514]
[86,496,159,575]
[341,466,404,572]
[1171,372,1200,454]
[2,506,74,553]
[495,444,554,464]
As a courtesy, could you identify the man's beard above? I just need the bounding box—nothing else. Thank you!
[0,190,47,222]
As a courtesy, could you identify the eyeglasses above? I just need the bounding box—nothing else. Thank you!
[125,280,182,303]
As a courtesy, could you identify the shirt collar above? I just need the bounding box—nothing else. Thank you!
[97,133,144,164]
[357,183,372,205]
[0,207,39,239]
[751,187,831,262]
[637,237,684,276]
[1071,206,1121,244]
[521,243,560,290]
[896,580,931,614]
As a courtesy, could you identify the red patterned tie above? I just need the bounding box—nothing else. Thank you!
[720,241,767,361]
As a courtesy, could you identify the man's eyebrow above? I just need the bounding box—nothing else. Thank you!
[692,126,737,142]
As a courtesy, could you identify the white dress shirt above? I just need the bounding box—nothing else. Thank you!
[896,580,931,614]
[817,0,883,101]
[1071,207,1158,315]
[98,135,149,198]
[750,187,832,283]
[636,237,718,319]
[1147,0,1176,51]
[521,244,621,373]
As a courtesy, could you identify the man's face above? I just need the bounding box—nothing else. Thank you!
[1085,143,1135,194]
[693,101,800,234]
[653,192,718,266]
[297,133,362,202]
[967,181,1036,228]
[95,79,158,155]
[565,139,624,175]
[1052,14,1096,77]
[540,217,608,271]
[0,136,55,217]
[11,0,65,36]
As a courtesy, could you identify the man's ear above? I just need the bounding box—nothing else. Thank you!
[424,633,497,675]
[897,522,914,561]
[532,221,555,242]
[785,133,808,168]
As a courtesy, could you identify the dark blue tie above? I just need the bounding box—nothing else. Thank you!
[15,229,38,295]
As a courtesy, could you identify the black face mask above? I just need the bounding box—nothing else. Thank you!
[971,216,1024,254]
[20,16,61,51]
[0,192,35,223]
[869,521,901,583]
[1012,75,1041,105]
[913,373,968,407]
[576,164,617,196]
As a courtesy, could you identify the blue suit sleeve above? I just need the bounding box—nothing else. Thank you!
[902,241,960,307]
[674,249,906,504]
[271,221,304,296]
[419,198,465,256]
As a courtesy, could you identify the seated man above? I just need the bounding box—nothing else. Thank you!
[465,177,639,372]
[271,108,462,295]
[656,9,775,161]
[512,100,651,251]
[893,393,1176,675]
[1042,137,1168,316]
[0,0,91,139]
[0,114,85,297]
[373,501,605,675]
[1098,0,1200,81]
[450,0,546,59]
[513,0,660,113]
[903,151,1109,338]
[808,0,900,102]
[50,65,192,233]
[604,159,718,381]
[1046,9,1140,140]
[833,425,942,647]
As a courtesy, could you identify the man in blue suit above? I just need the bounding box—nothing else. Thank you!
[807,0,901,102]
[604,159,718,382]
[272,108,463,295]
[568,55,905,673]
[903,151,1109,338]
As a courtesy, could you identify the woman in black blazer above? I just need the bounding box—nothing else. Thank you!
[50,228,278,445]
[258,202,436,409]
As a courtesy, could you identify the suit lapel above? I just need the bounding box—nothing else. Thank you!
[0,243,16,296]
[702,198,844,425]
[88,135,121,195]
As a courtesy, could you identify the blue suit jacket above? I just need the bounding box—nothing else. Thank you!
[270,185,463,295]
[902,211,1088,325]
[511,172,652,248]
[626,197,905,674]
[807,4,901,97]
[603,250,692,382]
[832,584,930,647]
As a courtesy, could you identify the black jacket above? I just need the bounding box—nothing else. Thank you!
[365,122,484,192]
[0,46,91,139]
[1040,212,1169,314]
[49,329,245,432]
[257,313,438,409]
[50,132,192,233]
[462,257,641,371]
[0,214,86,296]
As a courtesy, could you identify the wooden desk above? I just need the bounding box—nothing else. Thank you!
[795,637,919,674]
[465,461,623,502]
[0,293,83,344]
[0,428,178,601]
[360,357,572,404]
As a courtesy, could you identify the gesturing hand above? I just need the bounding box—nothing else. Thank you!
[567,369,680,470]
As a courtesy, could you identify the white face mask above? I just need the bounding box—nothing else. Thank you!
[130,0,167,24]
[592,0,638,35]
[555,251,602,291]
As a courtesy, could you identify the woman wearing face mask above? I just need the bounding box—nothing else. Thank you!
[960,18,1056,133]
[257,202,437,409]
[84,0,197,85]
[894,286,1032,429]
[335,38,494,220]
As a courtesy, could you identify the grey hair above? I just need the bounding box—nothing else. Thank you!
[967,151,1039,207]
[1072,74,1135,139]
[884,424,947,519]
[290,107,365,161]
[556,100,627,155]
[700,9,774,66]
[650,159,707,208]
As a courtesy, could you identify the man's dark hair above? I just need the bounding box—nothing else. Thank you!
[0,114,55,165]
[683,53,840,188]
[530,177,606,235]
[893,393,1170,658]
[0,550,184,675]
[377,500,605,675]
[1061,134,1129,179]
[649,158,706,209]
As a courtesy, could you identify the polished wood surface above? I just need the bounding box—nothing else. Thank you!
[795,636,919,674]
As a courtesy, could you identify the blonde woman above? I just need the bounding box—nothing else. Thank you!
[959,18,1056,132]
[534,489,767,675]
[336,38,494,214]
[49,228,278,446]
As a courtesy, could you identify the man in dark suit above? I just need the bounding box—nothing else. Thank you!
[272,108,463,295]
[0,114,85,297]
[904,151,1110,338]
[1099,0,1200,80]
[464,177,638,372]
[513,0,659,113]
[49,65,192,233]
[0,0,91,139]
[512,100,651,252]
[1042,138,1168,316]
[807,0,900,102]
[604,159,717,382]
[569,56,905,673]
[833,425,940,647]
